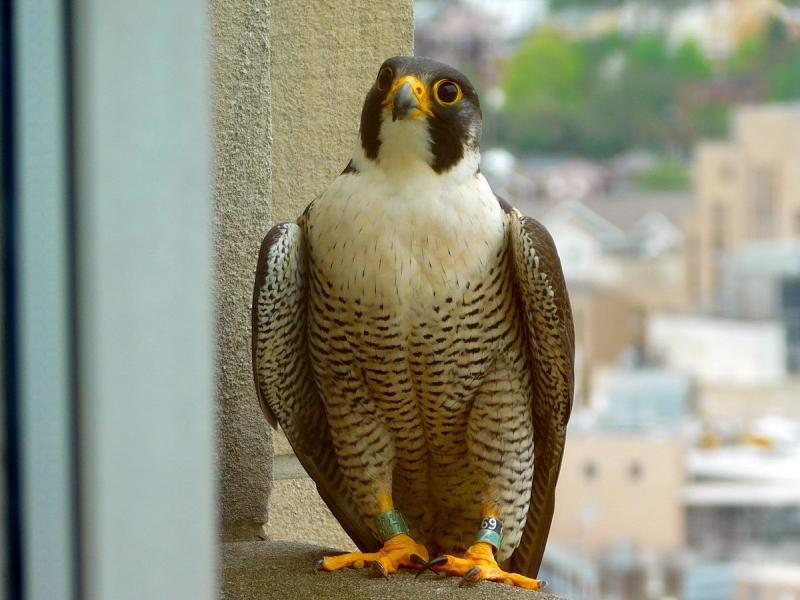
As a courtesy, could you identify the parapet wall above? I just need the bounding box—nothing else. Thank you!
[213,0,414,540]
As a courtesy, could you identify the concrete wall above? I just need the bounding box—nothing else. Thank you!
[270,0,414,222]
[213,0,413,541]
[266,430,356,551]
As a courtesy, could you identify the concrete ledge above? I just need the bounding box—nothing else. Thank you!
[222,540,565,600]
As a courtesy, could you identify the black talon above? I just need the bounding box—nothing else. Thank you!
[410,554,427,567]
[371,561,389,579]
[539,579,548,590]
[458,566,481,587]
[313,558,324,574]
[415,555,449,579]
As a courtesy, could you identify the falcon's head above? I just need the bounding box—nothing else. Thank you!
[355,56,482,176]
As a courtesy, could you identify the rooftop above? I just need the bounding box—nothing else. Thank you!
[684,482,800,506]
[736,563,800,587]
[688,440,800,483]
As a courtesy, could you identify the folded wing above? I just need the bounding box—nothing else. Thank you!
[251,222,378,551]
[506,211,575,578]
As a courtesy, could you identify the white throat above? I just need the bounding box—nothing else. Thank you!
[376,115,433,177]
[351,114,481,186]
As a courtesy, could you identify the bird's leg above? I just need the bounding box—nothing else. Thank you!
[418,360,543,588]
[318,492,429,576]
[424,508,546,590]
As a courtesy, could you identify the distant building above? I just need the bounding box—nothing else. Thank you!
[539,159,610,202]
[683,563,735,600]
[570,284,641,407]
[669,0,783,59]
[590,367,693,431]
[647,313,788,387]
[685,439,800,561]
[549,424,800,600]
[413,2,515,91]
[733,564,800,600]
[677,77,767,147]
[718,239,800,371]
[550,433,686,554]
[534,198,690,306]
[510,196,693,406]
[690,103,800,314]
[698,377,800,422]
[544,3,668,40]
[539,200,627,283]
[547,433,686,600]
[539,542,600,600]
[541,539,682,600]
[719,239,800,319]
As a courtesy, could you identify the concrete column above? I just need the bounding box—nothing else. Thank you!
[269,0,415,221]
[213,0,412,541]
[212,0,275,540]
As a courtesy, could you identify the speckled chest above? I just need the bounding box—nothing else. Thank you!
[303,166,520,412]
[305,166,506,302]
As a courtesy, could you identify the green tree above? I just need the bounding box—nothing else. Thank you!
[500,30,586,153]
[725,19,800,101]
[504,29,585,111]
[608,35,676,152]
[673,40,712,80]
[636,160,690,191]
[576,32,626,70]
[728,35,768,74]
[772,45,800,99]
[496,21,800,158]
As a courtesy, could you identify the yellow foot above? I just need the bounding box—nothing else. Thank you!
[317,534,429,577]
[428,542,546,590]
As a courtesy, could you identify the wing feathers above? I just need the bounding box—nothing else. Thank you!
[251,222,377,551]
[506,211,575,578]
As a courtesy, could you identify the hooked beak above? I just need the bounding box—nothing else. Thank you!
[392,82,420,122]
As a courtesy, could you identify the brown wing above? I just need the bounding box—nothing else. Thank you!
[251,221,378,552]
[505,209,575,578]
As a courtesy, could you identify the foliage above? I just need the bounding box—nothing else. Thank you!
[504,30,585,110]
[673,40,712,80]
[499,31,712,158]
[498,17,800,159]
[635,160,690,191]
[690,105,729,140]
[772,45,800,100]
[722,19,800,101]
[728,36,768,75]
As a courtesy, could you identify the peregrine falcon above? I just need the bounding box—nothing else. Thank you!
[252,56,574,590]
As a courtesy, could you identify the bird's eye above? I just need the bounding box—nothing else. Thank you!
[376,67,394,92]
[433,80,463,106]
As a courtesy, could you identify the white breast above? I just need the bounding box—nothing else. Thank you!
[307,154,506,307]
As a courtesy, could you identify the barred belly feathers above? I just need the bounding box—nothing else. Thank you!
[252,56,574,591]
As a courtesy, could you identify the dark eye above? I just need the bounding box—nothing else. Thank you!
[434,80,462,106]
[377,66,393,91]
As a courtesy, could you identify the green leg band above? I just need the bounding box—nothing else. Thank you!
[475,516,503,550]
[374,509,409,542]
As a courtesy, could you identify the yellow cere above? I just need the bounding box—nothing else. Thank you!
[383,74,433,119]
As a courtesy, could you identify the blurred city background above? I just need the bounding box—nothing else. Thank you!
[5,1,800,598]
[414,0,800,598]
